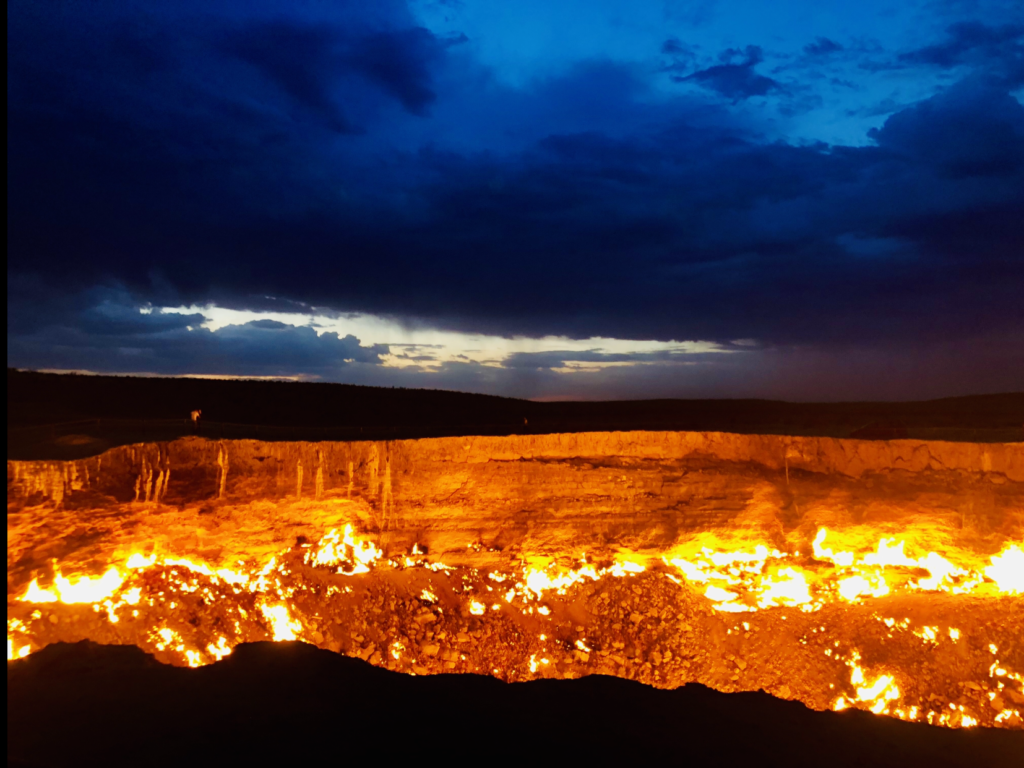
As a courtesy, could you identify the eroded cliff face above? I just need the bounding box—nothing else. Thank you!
[7,432,1023,589]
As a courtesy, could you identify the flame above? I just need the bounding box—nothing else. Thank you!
[663,529,1024,614]
[813,528,854,567]
[984,545,1024,594]
[843,652,901,715]
[206,636,233,661]
[837,574,889,601]
[8,619,33,662]
[862,539,916,568]
[8,520,1022,730]
[260,603,301,641]
[757,567,812,609]
[305,525,383,574]
[18,567,124,605]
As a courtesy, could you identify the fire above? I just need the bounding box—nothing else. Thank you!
[207,636,233,661]
[260,604,301,641]
[985,546,1024,594]
[836,574,889,601]
[661,529,1024,616]
[7,619,32,661]
[305,524,383,574]
[756,567,812,609]
[7,522,1023,730]
[19,566,125,604]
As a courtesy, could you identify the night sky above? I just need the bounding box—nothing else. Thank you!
[8,0,1024,401]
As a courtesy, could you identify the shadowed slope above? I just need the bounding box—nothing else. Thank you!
[7,641,1022,767]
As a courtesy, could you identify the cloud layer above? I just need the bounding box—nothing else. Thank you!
[7,1,1024,399]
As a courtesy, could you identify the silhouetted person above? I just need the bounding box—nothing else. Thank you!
[191,409,202,433]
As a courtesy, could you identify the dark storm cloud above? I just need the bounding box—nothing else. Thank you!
[7,284,388,378]
[660,37,700,73]
[217,23,362,134]
[868,79,1024,179]
[804,38,844,57]
[217,20,445,129]
[673,46,781,100]
[6,0,1024,398]
[900,21,1024,84]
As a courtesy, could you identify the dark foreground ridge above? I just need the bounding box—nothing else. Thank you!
[8,641,1022,768]
[8,370,1024,459]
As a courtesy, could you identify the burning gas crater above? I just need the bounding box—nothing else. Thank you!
[8,523,1024,730]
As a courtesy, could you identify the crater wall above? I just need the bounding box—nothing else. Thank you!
[8,432,1023,590]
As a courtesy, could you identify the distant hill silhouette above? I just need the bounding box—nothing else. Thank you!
[7,369,1023,460]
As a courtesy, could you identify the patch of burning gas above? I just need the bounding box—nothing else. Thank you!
[7,525,1024,730]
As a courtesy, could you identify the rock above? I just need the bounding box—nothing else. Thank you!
[49,614,59,624]
[369,651,382,665]
[311,630,324,644]
[736,659,747,670]
[630,613,643,624]
[989,695,1005,712]
[422,643,440,656]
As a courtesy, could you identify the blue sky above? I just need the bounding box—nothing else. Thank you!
[7,0,1024,400]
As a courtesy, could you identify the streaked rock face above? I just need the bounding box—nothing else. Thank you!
[7,432,1023,587]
